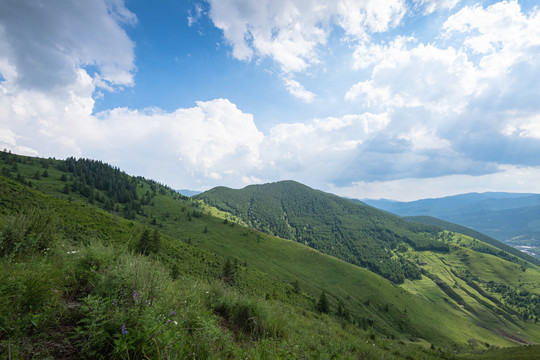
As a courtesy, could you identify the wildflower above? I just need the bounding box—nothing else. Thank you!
[173,321,178,326]
[121,324,128,335]
[168,319,171,323]
[112,299,117,306]
[133,291,139,301]
[170,311,176,316]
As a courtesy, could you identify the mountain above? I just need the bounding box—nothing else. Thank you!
[177,189,202,197]
[3,152,540,358]
[363,193,540,259]
[195,181,540,325]
[196,180,451,284]
[403,215,540,266]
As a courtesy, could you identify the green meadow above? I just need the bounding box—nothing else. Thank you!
[1,152,539,359]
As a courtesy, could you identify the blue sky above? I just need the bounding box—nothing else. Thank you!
[1,0,540,200]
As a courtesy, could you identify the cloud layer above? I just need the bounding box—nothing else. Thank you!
[1,0,540,200]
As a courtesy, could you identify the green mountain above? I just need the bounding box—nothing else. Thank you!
[363,193,540,259]
[2,151,540,359]
[403,215,540,266]
[195,181,449,284]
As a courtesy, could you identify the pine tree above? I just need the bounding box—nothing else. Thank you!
[151,229,161,253]
[222,258,235,285]
[317,291,329,313]
[136,229,152,255]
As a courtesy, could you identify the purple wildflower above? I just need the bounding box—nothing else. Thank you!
[170,311,176,316]
[133,291,139,301]
[121,324,128,335]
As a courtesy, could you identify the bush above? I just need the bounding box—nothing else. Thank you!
[0,209,58,257]
[211,290,286,340]
[0,257,61,339]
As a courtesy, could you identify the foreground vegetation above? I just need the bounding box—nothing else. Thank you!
[0,177,442,359]
[1,151,540,358]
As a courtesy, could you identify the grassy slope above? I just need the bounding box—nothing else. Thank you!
[195,181,450,284]
[2,153,540,354]
[194,181,540,347]
[403,215,540,266]
[401,232,540,345]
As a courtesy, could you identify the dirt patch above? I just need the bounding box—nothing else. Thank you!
[498,329,531,345]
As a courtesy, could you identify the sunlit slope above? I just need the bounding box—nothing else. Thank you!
[404,215,540,266]
[195,181,449,284]
[401,231,540,346]
[0,180,448,359]
[195,180,540,347]
[2,152,540,350]
[178,215,540,348]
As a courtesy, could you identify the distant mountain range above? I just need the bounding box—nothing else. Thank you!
[177,189,202,197]
[363,192,540,258]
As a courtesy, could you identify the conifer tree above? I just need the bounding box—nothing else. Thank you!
[222,258,235,285]
[317,290,329,313]
[152,228,161,253]
[137,228,160,255]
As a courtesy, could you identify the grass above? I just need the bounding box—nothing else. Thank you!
[2,152,540,358]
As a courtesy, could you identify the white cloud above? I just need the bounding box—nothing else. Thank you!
[260,112,391,184]
[207,0,406,73]
[0,70,265,187]
[502,113,540,139]
[283,77,315,103]
[0,0,136,91]
[330,165,540,201]
[398,126,451,150]
[348,40,479,113]
[413,0,461,15]
[345,80,403,108]
[443,0,540,77]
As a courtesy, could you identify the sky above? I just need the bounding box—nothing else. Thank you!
[1,0,540,201]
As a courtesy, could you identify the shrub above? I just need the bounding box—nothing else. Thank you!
[0,209,58,257]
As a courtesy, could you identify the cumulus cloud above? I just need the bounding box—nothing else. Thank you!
[258,112,392,185]
[348,39,479,114]
[0,71,265,188]
[0,0,136,91]
[207,0,407,72]
[443,0,540,77]
[343,0,540,185]
[206,0,407,101]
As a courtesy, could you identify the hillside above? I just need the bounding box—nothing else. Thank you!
[363,193,540,259]
[195,181,540,341]
[195,181,449,284]
[403,216,540,266]
[2,152,540,358]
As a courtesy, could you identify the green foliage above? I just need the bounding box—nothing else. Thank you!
[3,151,540,359]
[317,290,330,313]
[136,228,160,255]
[406,216,539,266]
[222,258,236,285]
[195,181,445,283]
[0,209,58,257]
